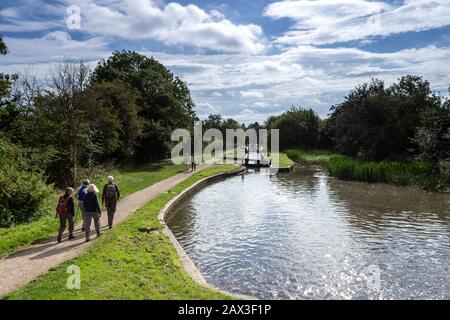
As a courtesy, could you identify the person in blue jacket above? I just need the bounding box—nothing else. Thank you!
[76,179,90,231]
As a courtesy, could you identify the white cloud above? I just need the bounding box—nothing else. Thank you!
[253,101,270,108]
[210,91,223,97]
[240,90,265,99]
[0,1,65,32]
[265,0,450,46]
[148,44,450,121]
[0,20,62,33]
[68,0,265,53]
[1,31,111,65]
[196,102,221,118]
[0,8,22,19]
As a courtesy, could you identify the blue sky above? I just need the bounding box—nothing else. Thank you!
[1,0,450,123]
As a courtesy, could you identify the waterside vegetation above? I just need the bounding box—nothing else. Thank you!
[287,149,448,191]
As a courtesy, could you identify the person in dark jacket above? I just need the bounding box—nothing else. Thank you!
[102,176,120,229]
[191,153,197,171]
[56,187,75,243]
[83,184,102,242]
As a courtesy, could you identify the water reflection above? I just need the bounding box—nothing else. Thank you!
[166,167,450,299]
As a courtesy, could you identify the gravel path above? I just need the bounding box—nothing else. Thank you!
[0,163,211,297]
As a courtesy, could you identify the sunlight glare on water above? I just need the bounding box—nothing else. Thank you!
[167,167,450,300]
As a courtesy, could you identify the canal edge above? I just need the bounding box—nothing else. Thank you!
[158,166,258,300]
[270,165,293,173]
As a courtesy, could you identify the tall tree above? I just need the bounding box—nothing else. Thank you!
[0,37,52,226]
[0,36,20,142]
[203,114,223,131]
[84,81,143,162]
[265,107,321,150]
[48,61,90,185]
[329,76,441,160]
[32,61,121,186]
[0,35,7,55]
[414,96,450,164]
[91,51,196,161]
[222,118,241,131]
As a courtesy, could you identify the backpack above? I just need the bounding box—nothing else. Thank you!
[106,184,117,201]
[57,196,70,215]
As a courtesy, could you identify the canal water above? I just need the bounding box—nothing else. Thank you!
[166,167,450,299]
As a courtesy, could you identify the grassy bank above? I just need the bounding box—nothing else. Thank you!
[5,165,237,300]
[270,152,294,167]
[90,161,184,200]
[286,149,335,166]
[0,160,183,258]
[287,149,448,191]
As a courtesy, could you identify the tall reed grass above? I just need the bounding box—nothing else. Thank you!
[286,149,448,191]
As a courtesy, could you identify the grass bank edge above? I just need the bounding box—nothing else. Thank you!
[286,149,448,191]
[0,160,184,259]
[271,152,294,168]
[5,165,238,300]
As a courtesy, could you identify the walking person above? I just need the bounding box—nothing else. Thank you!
[183,153,190,172]
[56,187,75,243]
[191,153,197,171]
[102,176,120,229]
[83,184,102,242]
[76,179,90,231]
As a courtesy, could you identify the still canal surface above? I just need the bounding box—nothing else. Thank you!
[166,167,450,299]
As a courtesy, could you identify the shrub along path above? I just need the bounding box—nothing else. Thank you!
[0,162,214,297]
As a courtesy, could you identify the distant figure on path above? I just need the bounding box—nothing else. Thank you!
[102,176,120,229]
[76,179,90,231]
[183,153,190,172]
[191,153,197,171]
[83,184,102,242]
[56,187,75,243]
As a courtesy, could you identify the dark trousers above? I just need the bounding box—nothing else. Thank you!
[58,213,74,240]
[84,211,100,238]
[105,201,117,227]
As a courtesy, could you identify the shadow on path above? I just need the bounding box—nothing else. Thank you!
[30,241,85,260]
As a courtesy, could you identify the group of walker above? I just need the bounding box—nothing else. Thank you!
[184,153,197,172]
[55,176,121,243]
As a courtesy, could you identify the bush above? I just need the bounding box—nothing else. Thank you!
[0,140,53,227]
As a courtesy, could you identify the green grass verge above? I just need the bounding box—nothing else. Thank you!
[5,165,237,300]
[270,152,294,167]
[286,149,336,165]
[90,160,184,201]
[287,149,448,191]
[0,160,183,259]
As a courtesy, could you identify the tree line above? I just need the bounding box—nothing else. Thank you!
[1,49,196,187]
[262,75,450,180]
[1,37,196,225]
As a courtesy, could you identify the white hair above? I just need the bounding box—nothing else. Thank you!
[87,184,99,193]
[107,176,114,182]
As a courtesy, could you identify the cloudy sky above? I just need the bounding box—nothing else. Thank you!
[1,0,450,123]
